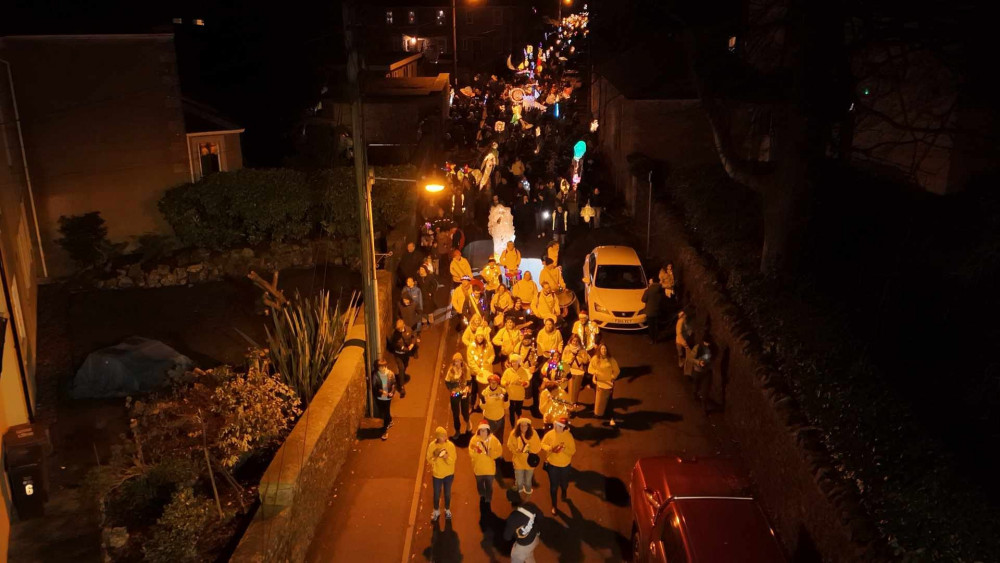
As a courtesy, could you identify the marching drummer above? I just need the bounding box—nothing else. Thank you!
[482,256,503,304]
[531,282,562,324]
[561,333,590,404]
[500,240,522,287]
[588,343,621,426]
[467,333,496,412]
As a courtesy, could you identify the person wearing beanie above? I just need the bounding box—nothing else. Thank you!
[506,418,542,495]
[426,427,457,521]
[481,374,508,439]
[542,416,577,514]
[469,422,502,505]
[461,313,492,349]
[501,354,532,425]
[492,317,523,364]
[444,353,472,435]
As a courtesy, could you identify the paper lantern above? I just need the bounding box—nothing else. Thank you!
[573,140,587,160]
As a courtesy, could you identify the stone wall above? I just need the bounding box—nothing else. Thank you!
[94,239,358,290]
[635,195,880,561]
[230,270,392,563]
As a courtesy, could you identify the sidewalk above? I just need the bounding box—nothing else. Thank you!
[305,316,450,562]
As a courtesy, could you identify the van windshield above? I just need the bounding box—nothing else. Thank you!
[595,265,646,289]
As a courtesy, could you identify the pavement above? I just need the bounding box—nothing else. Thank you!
[306,224,739,563]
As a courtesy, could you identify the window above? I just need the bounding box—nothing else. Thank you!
[466,10,474,24]
[494,8,503,26]
[437,10,445,25]
[408,10,416,24]
[199,142,221,176]
[385,10,393,24]
[172,18,183,24]
[595,265,646,290]
[193,19,205,26]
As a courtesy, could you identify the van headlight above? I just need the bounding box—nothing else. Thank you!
[592,302,608,313]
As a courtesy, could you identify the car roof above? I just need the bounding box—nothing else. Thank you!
[635,456,753,499]
[592,245,642,266]
[675,498,785,562]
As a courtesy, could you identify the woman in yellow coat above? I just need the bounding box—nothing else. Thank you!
[426,426,456,521]
[462,314,491,349]
[467,333,495,411]
[506,418,541,495]
[501,354,532,425]
[542,416,577,514]
[469,421,503,505]
[512,270,538,305]
[588,343,621,426]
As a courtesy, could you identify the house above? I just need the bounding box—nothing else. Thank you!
[591,35,718,217]
[0,34,244,276]
[0,57,43,561]
[362,0,532,80]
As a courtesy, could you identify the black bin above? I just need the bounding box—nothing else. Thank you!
[3,423,50,520]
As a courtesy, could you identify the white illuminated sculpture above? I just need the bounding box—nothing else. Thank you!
[479,143,498,189]
[488,203,515,259]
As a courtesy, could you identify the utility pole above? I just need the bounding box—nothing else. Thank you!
[451,0,459,81]
[343,2,380,417]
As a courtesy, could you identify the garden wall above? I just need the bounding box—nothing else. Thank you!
[230,270,392,563]
[638,198,880,561]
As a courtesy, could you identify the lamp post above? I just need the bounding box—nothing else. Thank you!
[451,0,459,80]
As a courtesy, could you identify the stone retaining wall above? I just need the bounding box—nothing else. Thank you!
[230,271,392,563]
[638,197,881,561]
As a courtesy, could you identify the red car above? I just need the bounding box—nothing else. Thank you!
[630,456,786,563]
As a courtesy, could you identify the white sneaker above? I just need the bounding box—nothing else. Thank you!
[431,509,440,522]
[445,509,453,519]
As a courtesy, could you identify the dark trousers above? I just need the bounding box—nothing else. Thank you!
[394,353,410,389]
[509,399,524,425]
[433,474,454,510]
[692,369,710,399]
[476,475,494,501]
[546,464,571,506]
[647,315,660,342]
[450,393,471,433]
[376,399,392,430]
[470,379,481,410]
[530,365,545,417]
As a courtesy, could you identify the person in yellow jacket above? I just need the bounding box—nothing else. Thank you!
[512,270,538,305]
[490,284,514,326]
[561,334,590,403]
[450,250,473,285]
[481,256,502,302]
[539,258,565,292]
[492,317,523,363]
[536,317,564,359]
[588,343,621,426]
[501,354,532,425]
[462,314,491,349]
[506,418,541,495]
[571,310,600,353]
[451,278,473,320]
[531,281,561,323]
[426,426,457,521]
[542,416,577,514]
[499,241,522,286]
[467,333,495,411]
[469,421,503,505]
[481,374,508,439]
[546,240,560,265]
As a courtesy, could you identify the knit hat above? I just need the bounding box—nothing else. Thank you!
[488,374,501,384]
[579,310,589,317]
[478,422,491,433]
[555,416,570,428]
[516,417,532,427]
[509,353,522,363]
[452,352,463,361]
[435,426,448,439]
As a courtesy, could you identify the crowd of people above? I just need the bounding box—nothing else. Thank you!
[372,10,713,562]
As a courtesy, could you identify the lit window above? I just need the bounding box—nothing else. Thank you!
[728,36,736,52]
[193,19,205,26]
[408,11,416,24]
[437,10,445,25]
[172,18,183,24]
[386,10,393,24]
[200,142,221,176]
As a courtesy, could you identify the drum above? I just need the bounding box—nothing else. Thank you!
[593,381,613,417]
[568,369,585,404]
[556,289,577,308]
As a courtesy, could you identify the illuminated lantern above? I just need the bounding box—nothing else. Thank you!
[573,140,587,160]
[495,120,506,132]
[590,119,599,132]
[580,204,595,223]
[559,178,570,193]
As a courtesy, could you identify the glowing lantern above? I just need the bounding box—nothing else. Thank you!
[573,140,587,160]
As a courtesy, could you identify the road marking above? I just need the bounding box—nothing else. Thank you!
[401,318,449,562]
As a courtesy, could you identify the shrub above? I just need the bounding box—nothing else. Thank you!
[159,169,313,249]
[56,211,123,270]
[143,486,220,563]
[312,165,418,237]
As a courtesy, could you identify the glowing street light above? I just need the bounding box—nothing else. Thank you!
[425,181,445,193]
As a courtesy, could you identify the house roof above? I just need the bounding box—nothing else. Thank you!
[182,98,243,134]
[365,51,423,71]
[363,74,450,97]
[594,34,697,100]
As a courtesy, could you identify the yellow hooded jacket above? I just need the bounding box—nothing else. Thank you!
[466,342,495,384]
[426,439,457,478]
[469,434,502,475]
[588,355,621,386]
[450,256,473,283]
[506,428,542,470]
[512,276,538,305]
[492,327,523,357]
[536,327,564,356]
[462,322,491,348]
[531,291,560,321]
[501,366,532,401]
[481,263,502,291]
[481,384,507,421]
[542,428,576,468]
[500,248,521,271]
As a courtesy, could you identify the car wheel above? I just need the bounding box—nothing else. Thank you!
[630,522,641,562]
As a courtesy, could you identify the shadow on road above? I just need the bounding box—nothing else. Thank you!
[618,364,653,383]
[540,498,629,562]
[478,500,510,561]
[615,409,683,431]
[571,468,631,507]
[422,519,464,562]
[570,423,621,446]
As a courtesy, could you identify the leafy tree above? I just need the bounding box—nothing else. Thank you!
[56,212,123,270]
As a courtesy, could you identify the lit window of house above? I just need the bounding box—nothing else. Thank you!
[408,11,416,24]
[193,19,205,26]
[172,18,183,24]
[200,143,221,176]
[386,10,393,24]
[437,10,445,25]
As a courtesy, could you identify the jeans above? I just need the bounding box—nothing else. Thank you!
[433,474,454,510]
[515,468,534,492]
[546,464,571,506]
[376,399,392,430]
[509,399,524,426]
[511,536,540,563]
[476,475,494,500]
[449,393,470,433]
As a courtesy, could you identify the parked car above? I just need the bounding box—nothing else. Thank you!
[582,245,648,330]
[630,455,785,563]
